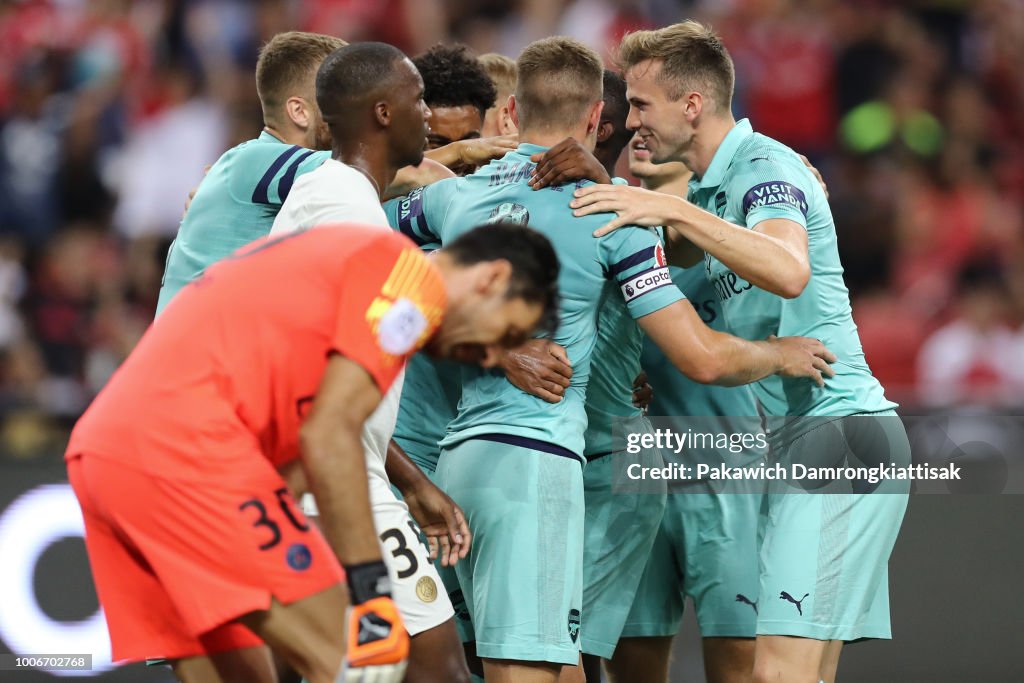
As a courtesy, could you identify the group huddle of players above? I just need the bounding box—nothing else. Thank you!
[64,20,911,683]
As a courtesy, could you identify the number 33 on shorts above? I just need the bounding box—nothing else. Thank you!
[376,514,455,636]
[380,520,429,580]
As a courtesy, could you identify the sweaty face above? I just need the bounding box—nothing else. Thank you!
[391,59,432,167]
[427,104,484,176]
[625,59,694,164]
[428,293,543,366]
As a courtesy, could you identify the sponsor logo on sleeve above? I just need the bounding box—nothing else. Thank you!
[741,182,808,217]
[396,187,426,236]
[620,266,673,302]
[398,187,425,221]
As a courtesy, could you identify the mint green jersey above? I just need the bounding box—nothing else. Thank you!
[581,178,657,458]
[384,144,683,457]
[582,291,646,457]
[688,119,895,417]
[156,132,329,314]
[392,347,461,473]
[641,265,759,419]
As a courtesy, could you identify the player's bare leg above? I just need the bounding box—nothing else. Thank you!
[483,659,561,683]
[703,637,755,683]
[463,641,486,679]
[557,656,585,683]
[239,584,349,683]
[818,640,843,683]
[405,618,471,683]
[173,646,277,683]
[605,636,673,683]
[752,635,827,683]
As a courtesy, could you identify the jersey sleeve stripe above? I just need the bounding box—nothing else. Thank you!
[397,214,427,244]
[277,150,318,204]
[252,145,302,205]
[608,246,655,277]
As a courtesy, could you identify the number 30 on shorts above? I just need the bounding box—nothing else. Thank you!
[239,487,310,551]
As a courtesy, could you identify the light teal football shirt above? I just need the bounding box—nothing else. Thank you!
[689,119,895,418]
[156,132,329,314]
[641,265,760,419]
[581,179,661,458]
[384,144,683,458]
[392,332,462,473]
[582,285,647,457]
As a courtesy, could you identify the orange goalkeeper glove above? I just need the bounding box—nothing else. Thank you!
[343,561,409,683]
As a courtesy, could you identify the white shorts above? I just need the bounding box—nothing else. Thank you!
[301,480,455,636]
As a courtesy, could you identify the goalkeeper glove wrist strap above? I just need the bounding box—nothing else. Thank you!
[345,560,392,605]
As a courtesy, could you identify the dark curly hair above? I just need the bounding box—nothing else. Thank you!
[413,44,497,118]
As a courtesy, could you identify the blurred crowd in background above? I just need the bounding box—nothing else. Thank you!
[1,0,1022,461]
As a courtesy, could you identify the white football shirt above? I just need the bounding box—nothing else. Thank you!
[271,158,389,234]
[272,158,402,502]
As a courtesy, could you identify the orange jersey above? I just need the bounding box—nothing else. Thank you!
[67,225,446,479]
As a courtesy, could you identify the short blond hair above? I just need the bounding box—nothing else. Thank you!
[515,37,603,132]
[617,21,734,113]
[479,53,518,99]
[256,31,347,123]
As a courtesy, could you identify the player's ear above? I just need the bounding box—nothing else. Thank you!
[477,259,512,296]
[286,96,311,130]
[586,100,605,136]
[684,91,702,122]
[596,120,614,144]
[375,101,391,127]
[508,95,521,129]
[500,106,518,135]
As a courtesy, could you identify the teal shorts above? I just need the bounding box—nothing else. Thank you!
[757,410,910,641]
[620,485,765,639]
[580,443,666,658]
[436,436,585,665]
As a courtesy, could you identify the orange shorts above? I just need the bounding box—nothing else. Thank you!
[67,452,344,663]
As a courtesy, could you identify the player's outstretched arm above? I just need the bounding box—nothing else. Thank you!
[424,134,518,171]
[496,338,574,403]
[637,300,836,387]
[383,158,455,200]
[572,184,811,298]
[385,440,470,567]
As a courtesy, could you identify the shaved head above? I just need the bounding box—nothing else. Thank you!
[315,42,429,168]
[316,42,411,135]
